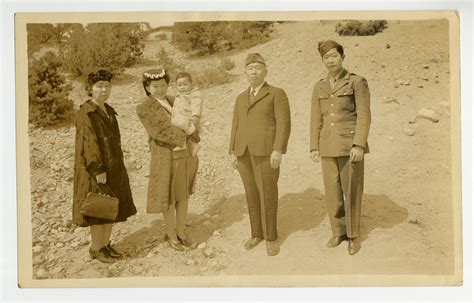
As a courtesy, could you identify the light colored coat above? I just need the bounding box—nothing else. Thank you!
[136,96,186,213]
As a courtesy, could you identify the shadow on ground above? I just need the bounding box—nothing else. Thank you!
[116,188,408,259]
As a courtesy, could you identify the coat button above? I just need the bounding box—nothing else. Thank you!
[330,104,334,107]
[330,113,335,116]
[330,123,334,126]
[330,94,334,97]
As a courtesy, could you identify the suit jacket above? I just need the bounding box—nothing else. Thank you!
[229,82,291,157]
[310,69,371,157]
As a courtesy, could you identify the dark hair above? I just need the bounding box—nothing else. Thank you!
[85,69,114,97]
[175,72,193,83]
[142,69,170,96]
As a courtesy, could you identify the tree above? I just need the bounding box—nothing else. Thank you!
[28,52,74,127]
[60,23,145,77]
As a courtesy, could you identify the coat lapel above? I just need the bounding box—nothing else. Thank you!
[248,82,270,109]
[331,69,350,94]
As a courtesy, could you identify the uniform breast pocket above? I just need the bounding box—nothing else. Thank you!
[319,96,330,114]
[337,90,355,111]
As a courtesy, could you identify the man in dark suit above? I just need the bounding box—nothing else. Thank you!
[229,53,291,256]
[310,40,371,255]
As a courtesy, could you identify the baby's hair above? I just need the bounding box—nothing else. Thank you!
[176,72,193,83]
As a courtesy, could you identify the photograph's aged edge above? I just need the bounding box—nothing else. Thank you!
[15,10,462,288]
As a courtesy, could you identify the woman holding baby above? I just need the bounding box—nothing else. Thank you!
[136,68,201,251]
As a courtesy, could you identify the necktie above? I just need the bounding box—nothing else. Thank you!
[250,89,256,102]
[330,78,337,89]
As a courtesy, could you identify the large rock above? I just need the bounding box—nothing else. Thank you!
[416,108,440,123]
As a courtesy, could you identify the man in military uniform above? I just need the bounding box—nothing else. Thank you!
[229,53,291,256]
[310,40,371,255]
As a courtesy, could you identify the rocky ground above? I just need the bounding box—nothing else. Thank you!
[28,20,455,280]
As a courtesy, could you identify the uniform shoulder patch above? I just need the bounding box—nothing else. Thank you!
[362,78,369,88]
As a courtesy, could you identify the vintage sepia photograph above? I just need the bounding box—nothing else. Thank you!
[14,10,462,288]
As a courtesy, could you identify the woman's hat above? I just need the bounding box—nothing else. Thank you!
[318,40,343,57]
[143,68,168,80]
[87,69,114,86]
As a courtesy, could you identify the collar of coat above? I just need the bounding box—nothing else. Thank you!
[246,81,270,105]
[320,69,351,94]
[80,100,118,116]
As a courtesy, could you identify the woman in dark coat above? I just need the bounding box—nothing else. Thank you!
[72,69,136,263]
[136,68,198,251]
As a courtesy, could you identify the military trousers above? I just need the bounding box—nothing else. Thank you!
[237,148,279,241]
[321,156,364,238]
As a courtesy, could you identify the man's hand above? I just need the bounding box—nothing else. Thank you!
[270,150,282,169]
[96,172,107,184]
[350,145,364,162]
[230,153,238,170]
[310,150,320,162]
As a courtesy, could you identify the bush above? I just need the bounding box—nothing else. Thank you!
[60,23,145,77]
[28,52,74,127]
[156,47,184,81]
[27,23,80,58]
[335,20,388,36]
[172,21,274,55]
[155,33,168,41]
[192,68,235,89]
[218,56,235,71]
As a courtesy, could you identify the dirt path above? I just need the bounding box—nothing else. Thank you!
[29,20,454,280]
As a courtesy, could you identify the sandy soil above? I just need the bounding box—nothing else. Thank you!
[28,20,455,280]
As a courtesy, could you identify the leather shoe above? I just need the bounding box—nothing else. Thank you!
[164,234,184,251]
[89,247,114,263]
[177,234,196,248]
[326,235,347,248]
[266,240,280,256]
[244,237,263,250]
[348,238,361,255]
[105,241,122,258]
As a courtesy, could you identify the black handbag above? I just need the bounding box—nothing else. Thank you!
[81,184,119,220]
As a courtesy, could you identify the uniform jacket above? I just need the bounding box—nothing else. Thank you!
[136,95,187,213]
[229,82,291,157]
[72,100,136,227]
[310,69,371,157]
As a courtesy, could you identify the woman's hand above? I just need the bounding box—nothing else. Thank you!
[310,150,321,162]
[96,172,107,184]
[350,145,364,162]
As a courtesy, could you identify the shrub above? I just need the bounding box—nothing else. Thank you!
[60,23,145,77]
[155,47,184,81]
[28,51,74,127]
[218,56,235,71]
[27,23,80,58]
[172,21,274,55]
[155,33,168,41]
[192,68,235,89]
[335,20,388,36]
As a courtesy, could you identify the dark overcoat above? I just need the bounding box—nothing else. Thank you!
[72,100,136,227]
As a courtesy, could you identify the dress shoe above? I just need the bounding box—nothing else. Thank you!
[266,240,280,256]
[89,247,114,263]
[244,237,263,250]
[105,241,122,258]
[177,234,196,247]
[326,235,347,248]
[348,238,361,255]
[164,234,185,251]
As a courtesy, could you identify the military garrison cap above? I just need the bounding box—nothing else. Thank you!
[245,53,266,66]
[318,40,343,57]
